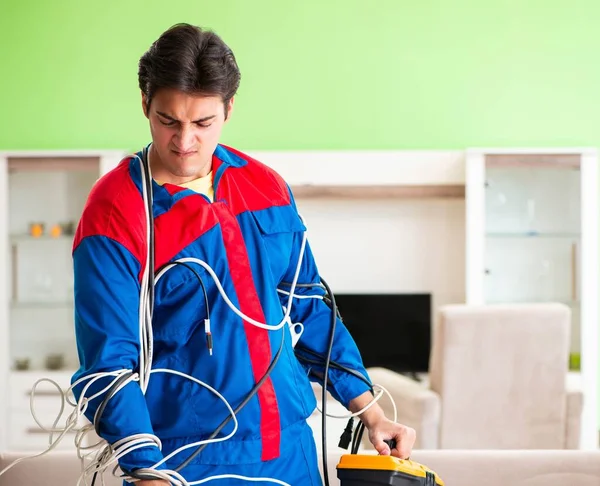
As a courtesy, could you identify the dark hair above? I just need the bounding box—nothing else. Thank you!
[138,23,241,117]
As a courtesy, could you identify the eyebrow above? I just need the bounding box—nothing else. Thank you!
[156,111,217,123]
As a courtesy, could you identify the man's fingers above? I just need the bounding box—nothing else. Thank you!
[370,432,391,455]
[370,422,416,459]
[391,427,416,459]
[375,441,391,455]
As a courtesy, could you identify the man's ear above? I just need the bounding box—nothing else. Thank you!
[224,97,235,122]
[142,92,150,118]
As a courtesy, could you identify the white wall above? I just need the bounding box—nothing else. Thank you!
[296,197,466,321]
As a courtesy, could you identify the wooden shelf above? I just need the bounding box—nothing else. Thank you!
[7,156,100,172]
[485,153,581,169]
[290,184,465,199]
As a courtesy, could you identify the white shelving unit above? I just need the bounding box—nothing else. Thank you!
[465,147,599,449]
[0,150,125,451]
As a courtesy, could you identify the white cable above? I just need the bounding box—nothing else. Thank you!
[155,241,306,332]
[378,384,398,423]
[11,364,242,486]
[190,474,291,485]
[276,288,324,300]
[313,384,397,423]
[314,385,383,419]
[1,150,398,486]
[83,368,239,484]
[130,468,188,486]
[137,151,154,393]
[0,372,127,479]
[28,379,65,445]
[317,388,382,420]
[99,150,298,485]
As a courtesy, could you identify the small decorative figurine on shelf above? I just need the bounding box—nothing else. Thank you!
[60,221,75,236]
[50,224,62,238]
[28,222,44,238]
[45,353,65,370]
[13,357,30,371]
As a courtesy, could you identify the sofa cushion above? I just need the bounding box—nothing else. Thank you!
[2,449,600,486]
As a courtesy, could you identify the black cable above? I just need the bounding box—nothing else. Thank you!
[173,328,286,472]
[93,373,135,437]
[301,357,368,386]
[282,279,378,477]
[295,348,375,456]
[279,279,339,484]
[318,277,336,486]
[279,281,341,319]
[93,161,354,484]
[352,421,366,454]
[294,346,372,388]
[155,261,211,319]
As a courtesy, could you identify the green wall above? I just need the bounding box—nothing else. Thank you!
[1,0,599,151]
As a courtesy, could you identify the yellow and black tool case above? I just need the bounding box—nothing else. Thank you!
[337,454,444,486]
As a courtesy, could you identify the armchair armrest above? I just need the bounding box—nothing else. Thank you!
[366,367,441,449]
[565,372,583,449]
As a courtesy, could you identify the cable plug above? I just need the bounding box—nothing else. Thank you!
[384,439,397,451]
[204,319,213,356]
[338,417,354,449]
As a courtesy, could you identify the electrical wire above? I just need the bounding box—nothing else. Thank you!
[97,147,308,482]
[2,148,400,486]
[156,261,211,319]
[318,277,336,486]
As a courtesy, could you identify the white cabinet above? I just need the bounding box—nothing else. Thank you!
[0,151,125,451]
[465,148,599,449]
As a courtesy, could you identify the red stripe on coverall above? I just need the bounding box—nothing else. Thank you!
[212,202,281,461]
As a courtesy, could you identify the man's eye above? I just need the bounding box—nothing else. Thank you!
[159,119,176,127]
[196,122,212,128]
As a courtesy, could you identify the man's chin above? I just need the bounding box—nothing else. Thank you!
[166,163,204,179]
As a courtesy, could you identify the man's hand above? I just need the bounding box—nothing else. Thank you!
[348,391,416,459]
[365,416,415,459]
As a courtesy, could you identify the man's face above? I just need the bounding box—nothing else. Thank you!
[142,88,234,181]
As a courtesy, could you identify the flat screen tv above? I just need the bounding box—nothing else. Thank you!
[333,293,431,373]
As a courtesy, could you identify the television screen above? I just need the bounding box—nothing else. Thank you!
[333,293,431,373]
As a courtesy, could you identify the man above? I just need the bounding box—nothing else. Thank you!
[72,23,415,485]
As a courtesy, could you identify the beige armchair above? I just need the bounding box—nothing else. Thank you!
[367,303,583,449]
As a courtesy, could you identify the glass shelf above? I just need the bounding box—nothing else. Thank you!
[10,301,73,309]
[9,234,74,243]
